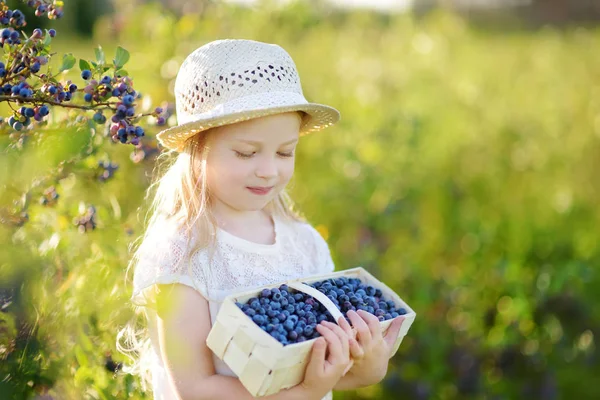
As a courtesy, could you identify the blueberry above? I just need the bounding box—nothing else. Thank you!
[101,76,111,85]
[260,288,271,298]
[303,326,314,336]
[81,70,92,80]
[84,93,93,102]
[288,330,298,341]
[283,319,294,331]
[398,308,407,315]
[122,95,134,105]
[252,315,265,325]
[48,29,56,37]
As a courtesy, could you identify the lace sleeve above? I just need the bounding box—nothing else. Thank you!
[130,218,209,308]
[309,225,335,274]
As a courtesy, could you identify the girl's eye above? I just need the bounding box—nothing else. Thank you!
[234,151,295,159]
[234,151,255,159]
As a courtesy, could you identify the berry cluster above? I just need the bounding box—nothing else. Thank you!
[308,277,407,321]
[0,1,164,148]
[39,185,58,206]
[97,160,118,182]
[236,285,336,346]
[236,277,407,346]
[0,1,63,39]
[73,205,97,233]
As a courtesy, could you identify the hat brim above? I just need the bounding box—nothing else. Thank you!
[155,103,340,152]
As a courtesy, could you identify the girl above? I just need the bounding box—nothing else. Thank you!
[117,39,405,400]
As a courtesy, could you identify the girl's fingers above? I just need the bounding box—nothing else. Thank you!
[349,336,364,360]
[337,316,356,340]
[321,321,350,360]
[316,324,344,365]
[383,316,405,348]
[347,310,372,347]
[356,309,383,339]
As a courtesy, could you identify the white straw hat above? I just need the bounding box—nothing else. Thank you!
[156,39,341,152]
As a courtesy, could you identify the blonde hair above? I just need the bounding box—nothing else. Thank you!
[116,112,306,393]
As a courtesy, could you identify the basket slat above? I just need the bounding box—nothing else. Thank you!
[205,320,234,359]
[238,356,272,396]
[223,338,250,376]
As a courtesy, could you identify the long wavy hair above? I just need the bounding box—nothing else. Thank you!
[116,112,306,392]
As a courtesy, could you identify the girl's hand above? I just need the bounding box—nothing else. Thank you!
[300,321,352,399]
[337,309,405,385]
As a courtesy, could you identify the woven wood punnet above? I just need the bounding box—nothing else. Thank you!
[206,267,416,397]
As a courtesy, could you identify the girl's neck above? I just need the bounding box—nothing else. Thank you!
[211,206,276,245]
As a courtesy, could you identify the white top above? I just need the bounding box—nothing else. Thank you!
[131,214,335,400]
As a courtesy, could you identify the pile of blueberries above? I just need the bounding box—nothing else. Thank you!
[236,276,407,346]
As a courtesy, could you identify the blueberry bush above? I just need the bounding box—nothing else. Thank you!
[1,1,599,399]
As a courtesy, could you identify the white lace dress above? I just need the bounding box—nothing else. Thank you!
[131,213,335,400]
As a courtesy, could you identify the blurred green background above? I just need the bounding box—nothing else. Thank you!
[1,0,599,399]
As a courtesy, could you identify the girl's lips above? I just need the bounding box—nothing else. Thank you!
[247,186,273,195]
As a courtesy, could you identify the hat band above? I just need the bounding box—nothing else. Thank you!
[177,91,309,125]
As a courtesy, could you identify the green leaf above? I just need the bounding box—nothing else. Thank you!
[79,59,92,72]
[102,66,111,74]
[43,30,52,46]
[115,69,128,77]
[59,53,76,72]
[94,46,105,65]
[113,46,130,69]
[91,61,97,69]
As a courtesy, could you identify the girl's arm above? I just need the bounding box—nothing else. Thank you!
[186,374,309,400]
[156,283,315,400]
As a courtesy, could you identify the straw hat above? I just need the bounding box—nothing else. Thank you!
[156,39,341,152]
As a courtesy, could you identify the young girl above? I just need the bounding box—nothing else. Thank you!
[118,39,405,400]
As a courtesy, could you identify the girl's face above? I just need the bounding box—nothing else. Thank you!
[205,112,302,218]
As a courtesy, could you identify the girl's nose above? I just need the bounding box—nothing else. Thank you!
[255,155,277,179]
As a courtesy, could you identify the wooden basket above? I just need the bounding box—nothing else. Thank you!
[205,267,416,397]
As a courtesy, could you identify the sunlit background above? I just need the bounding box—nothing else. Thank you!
[1,0,599,399]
